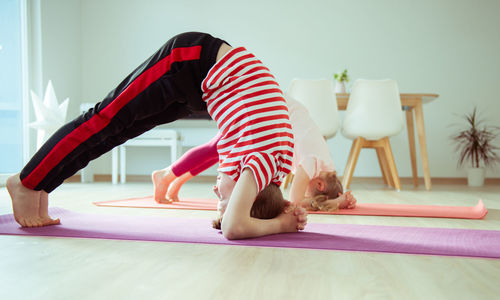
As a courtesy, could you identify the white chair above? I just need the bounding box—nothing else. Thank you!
[112,129,181,184]
[287,78,340,139]
[341,79,404,190]
[283,79,340,188]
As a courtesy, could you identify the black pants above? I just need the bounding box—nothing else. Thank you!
[21,32,226,192]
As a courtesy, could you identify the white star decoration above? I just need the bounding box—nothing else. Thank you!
[29,80,69,149]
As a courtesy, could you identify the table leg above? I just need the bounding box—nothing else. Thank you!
[405,109,418,187]
[414,102,432,190]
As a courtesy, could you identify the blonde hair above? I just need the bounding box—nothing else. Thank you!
[212,183,287,229]
[308,172,343,211]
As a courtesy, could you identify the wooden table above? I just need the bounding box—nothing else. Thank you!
[335,93,439,190]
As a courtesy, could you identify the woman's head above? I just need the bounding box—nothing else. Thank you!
[212,183,288,229]
[213,173,236,215]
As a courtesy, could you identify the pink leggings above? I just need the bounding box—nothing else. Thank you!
[171,132,221,176]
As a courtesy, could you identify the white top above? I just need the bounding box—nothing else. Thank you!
[286,96,335,179]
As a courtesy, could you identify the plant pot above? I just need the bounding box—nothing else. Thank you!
[335,81,346,93]
[467,167,485,187]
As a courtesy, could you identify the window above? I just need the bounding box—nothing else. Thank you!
[0,0,27,183]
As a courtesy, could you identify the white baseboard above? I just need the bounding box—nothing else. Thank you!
[0,174,12,187]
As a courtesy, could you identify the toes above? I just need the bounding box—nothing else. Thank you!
[41,217,60,226]
[24,218,34,227]
[23,218,36,228]
[16,217,28,227]
[18,216,60,227]
[28,217,43,227]
[33,218,44,227]
[19,217,39,228]
[158,198,173,204]
[167,195,179,202]
[154,196,168,203]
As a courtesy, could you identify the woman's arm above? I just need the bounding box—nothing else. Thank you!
[221,168,307,240]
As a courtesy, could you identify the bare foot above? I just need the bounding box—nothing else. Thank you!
[166,172,194,202]
[6,174,59,227]
[40,191,60,225]
[152,168,177,203]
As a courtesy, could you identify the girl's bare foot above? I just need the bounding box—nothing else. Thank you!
[6,174,59,227]
[152,168,177,203]
[166,172,194,202]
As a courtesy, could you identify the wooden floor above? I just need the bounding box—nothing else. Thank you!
[1,178,500,300]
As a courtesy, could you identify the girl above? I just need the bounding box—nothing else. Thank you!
[285,97,357,211]
[7,32,306,238]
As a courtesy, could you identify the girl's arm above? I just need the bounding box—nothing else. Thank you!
[288,165,312,208]
[221,168,307,240]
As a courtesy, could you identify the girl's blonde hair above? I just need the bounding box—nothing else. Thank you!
[308,172,343,211]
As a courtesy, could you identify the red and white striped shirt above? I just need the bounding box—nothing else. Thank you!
[202,47,294,192]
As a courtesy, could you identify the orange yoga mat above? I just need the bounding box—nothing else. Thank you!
[93,197,488,219]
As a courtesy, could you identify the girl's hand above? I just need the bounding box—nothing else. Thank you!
[337,191,357,209]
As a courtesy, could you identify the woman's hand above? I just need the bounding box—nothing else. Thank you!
[279,204,308,232]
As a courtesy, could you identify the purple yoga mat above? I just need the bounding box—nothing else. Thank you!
[1,207,499,259]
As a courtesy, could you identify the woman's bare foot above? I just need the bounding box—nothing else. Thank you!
[152,168,177,203]
[40,191,60,225]
[6,174,59,227]
[166,172,194,202]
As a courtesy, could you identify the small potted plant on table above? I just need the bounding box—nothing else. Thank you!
[450,107,499,186]
[333,69,349,93]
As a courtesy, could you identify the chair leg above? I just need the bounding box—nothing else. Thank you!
[382,137,401,191]
[283,173,294,189]
[342,137,364,189]
[376,147,393,187]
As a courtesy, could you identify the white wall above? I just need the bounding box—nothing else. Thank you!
[29,0,82,160]
[39,0,81,117]
[34,0,500,178]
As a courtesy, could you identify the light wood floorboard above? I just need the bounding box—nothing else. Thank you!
[1,178,499,300]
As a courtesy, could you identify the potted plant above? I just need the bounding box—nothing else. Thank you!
[333,69,349,93]
[450,107,499,186]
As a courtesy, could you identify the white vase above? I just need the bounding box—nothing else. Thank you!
[335,81,346,93]
[467,167,485,187]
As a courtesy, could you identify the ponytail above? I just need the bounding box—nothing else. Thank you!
[307,194,340,211]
